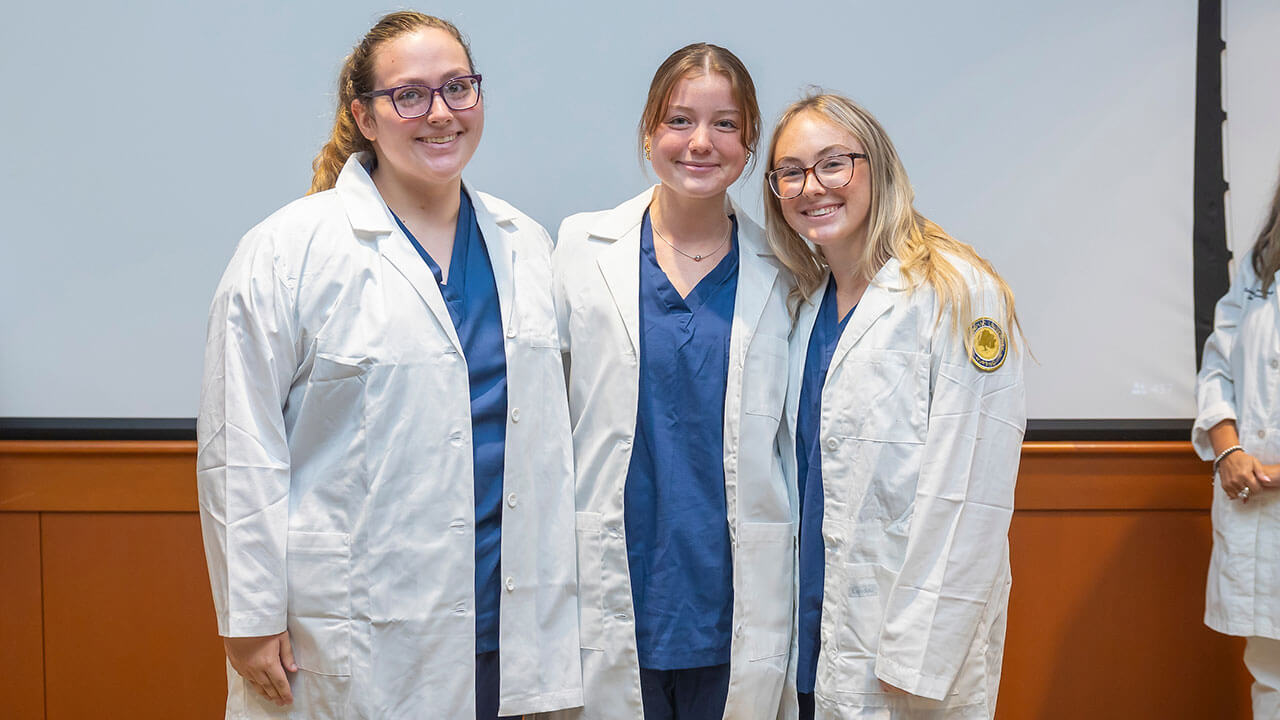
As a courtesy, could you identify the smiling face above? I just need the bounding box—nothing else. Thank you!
[647,72,749,201]
[352,27,482,192]
[772,110,872,254]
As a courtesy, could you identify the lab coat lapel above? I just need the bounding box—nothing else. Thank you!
[732,208,780,355]
[591,188,654,356]
[788,274,828,435]
[335,153,464,355]
[827,258,904,374]
[381,226,465,356]
[471,187,517,335]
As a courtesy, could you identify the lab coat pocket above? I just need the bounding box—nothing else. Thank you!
[834,563,889,667]
[744,335,789,421]
[310,352,370,382]
[575,511,604,651]
[286,531,352,677]
[837,349,927,444]
[738,521,794,661]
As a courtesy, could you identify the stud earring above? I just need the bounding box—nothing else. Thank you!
[644,137,651,161]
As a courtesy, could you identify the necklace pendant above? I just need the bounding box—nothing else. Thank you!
[694,254,703,262]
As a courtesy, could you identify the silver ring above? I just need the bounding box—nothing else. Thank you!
[1240,486,1252,500]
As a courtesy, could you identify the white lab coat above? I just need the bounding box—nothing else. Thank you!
[545,188,797,720]
[197,153,582,719]
[1194,253,1280,640]
[781,258,1025,719]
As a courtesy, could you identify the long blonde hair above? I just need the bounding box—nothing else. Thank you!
[763,93,1021,346]
[1251,165,1280,292]
[308,12,475,194]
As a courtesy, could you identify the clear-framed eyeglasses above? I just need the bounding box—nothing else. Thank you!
[767,152,869,200]
[360,74,483,119]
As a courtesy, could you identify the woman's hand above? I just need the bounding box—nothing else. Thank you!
[1218,450,1273,503]
[223,631,298,706]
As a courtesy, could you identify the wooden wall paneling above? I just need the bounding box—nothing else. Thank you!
[0,512,44,720]
[997,510,1251,719]
[1,439,1264,717]
[1016,442,1212,510]
[0,441,197,512]
[40,513,226,720]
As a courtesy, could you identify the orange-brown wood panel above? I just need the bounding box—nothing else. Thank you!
[998,510,1252,719]
[40,513,226,720]
[1016,442,1212,510]
[2,440,1263,717]
[0,512,44,720]
[0,441,197,512]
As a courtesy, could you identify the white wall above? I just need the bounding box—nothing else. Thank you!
[0,1,1202,419]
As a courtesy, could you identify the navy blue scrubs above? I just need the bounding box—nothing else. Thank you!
[627,210,738,718]
[393,188,510,719]
[796,278,853,714]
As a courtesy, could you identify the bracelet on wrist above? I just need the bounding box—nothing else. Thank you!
[1212,444,1245,476]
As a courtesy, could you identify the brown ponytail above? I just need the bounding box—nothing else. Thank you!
[1251,165,1280,293]
[308,11,475,194]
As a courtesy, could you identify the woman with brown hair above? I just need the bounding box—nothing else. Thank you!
[765,92,1025,719]
[197,11,580,718]
[1196,166,1280,718]
[551,43,795,719]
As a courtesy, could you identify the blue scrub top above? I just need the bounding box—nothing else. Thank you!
[625,209,739,670]
[796,278,853,694]
[393,189,508,654]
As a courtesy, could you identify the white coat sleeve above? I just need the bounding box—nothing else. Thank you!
[873,283,1026,701]
[1192,260,1248,460]
[552,222,572,355]
[196,230,298,638]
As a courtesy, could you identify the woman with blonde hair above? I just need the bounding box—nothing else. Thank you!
[551,43,794,719]
[765,92,1025,718]
[1195,165,1280,717]
[197,11,580,718]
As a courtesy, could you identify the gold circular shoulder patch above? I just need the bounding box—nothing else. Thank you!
[969,317,1007,372]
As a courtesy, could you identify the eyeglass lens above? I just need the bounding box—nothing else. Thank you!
[770,155,855,199]
[393,77,480,118]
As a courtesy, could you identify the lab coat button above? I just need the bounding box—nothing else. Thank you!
[826,437,839,451]
[506,326,517,338]
[615,613,630,621]
[505,577,515,592]
[511,408,521,423]
[1259,430,1267,439]
[507,493,518,508]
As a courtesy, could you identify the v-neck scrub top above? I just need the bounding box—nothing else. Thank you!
[393,188,508,654]
[796,278,853,694]
[625,210,739,670]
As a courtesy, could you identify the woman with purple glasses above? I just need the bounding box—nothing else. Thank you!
[197,12,580,718]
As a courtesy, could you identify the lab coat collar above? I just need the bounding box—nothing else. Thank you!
[589,186,778,356]
[471,190,517,338]
[733,208,780,352]
[827,256,906,374]
[336,152,516,355]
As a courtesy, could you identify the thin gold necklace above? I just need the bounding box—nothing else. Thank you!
[652,217,731,262]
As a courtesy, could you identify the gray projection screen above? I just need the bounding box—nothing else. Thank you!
[0,1,1200,422]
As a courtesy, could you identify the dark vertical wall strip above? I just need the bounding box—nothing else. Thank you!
[1193,0,1230,369]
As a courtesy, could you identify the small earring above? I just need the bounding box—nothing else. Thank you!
[644,137,651,161]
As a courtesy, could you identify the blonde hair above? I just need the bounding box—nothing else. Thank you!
[308,12,475,194]
[763,92,1021,347]
[1251,165,1280,292]
[638,43,761,170]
